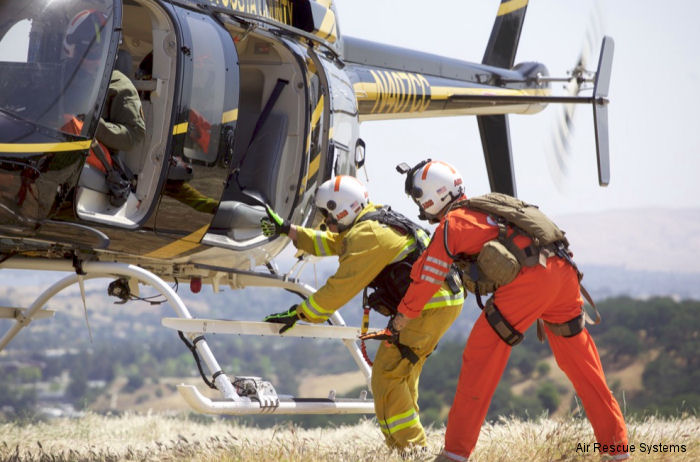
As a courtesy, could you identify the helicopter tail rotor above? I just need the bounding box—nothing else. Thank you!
[546,3,607,190]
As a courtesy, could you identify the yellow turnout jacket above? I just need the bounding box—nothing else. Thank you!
[294,203,463,322]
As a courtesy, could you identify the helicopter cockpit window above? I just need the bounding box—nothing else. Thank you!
[0,0,116,138]
[181,15,227,165]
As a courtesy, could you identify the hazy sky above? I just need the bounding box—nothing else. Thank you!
[2,0,697,219]
[335,0,700,218]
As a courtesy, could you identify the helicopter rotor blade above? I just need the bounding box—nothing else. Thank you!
[545,2,604,190]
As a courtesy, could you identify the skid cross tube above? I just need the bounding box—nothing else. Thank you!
[0,257,237,400]
[195,266,373,385]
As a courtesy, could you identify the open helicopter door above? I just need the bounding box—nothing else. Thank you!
[0,0,121,234]
[72,0,181,229]
[152,5,239,249]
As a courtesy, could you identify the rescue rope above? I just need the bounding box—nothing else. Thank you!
[360,306,373,366]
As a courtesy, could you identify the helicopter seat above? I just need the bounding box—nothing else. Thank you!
[77,163,110,194]
[210,111,288,241]
[235,111,288,205]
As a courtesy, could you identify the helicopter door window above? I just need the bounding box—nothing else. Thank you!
[180,15,228,166]
[0,0,117,138]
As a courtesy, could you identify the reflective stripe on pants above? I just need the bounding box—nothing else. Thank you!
[372,303,462,449]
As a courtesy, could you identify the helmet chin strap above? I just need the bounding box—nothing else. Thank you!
[419,192,461,223]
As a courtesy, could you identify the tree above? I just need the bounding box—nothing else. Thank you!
[536,382,560,414]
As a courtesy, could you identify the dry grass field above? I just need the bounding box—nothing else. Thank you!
[0,413,697,462]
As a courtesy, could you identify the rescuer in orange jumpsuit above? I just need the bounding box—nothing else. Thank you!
[392,160,629,462]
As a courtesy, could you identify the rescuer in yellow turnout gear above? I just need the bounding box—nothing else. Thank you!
[261,175,464,452]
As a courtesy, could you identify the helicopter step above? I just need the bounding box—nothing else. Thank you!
[0,306,55,320]
[162,318,366,340]
[178,383,374,416]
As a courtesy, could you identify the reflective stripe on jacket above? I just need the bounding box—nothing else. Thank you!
[397,203,531,318]
[295,203,461,322]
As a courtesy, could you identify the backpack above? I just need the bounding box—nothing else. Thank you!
[446,193,570,294]
[356,206,432,316]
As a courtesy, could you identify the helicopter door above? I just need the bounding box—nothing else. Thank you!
[153,8,238,242]
[0,0,120,232]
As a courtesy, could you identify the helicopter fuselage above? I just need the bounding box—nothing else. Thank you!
[0,0,548,284]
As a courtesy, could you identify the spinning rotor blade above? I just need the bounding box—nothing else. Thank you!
[546,3,604,190]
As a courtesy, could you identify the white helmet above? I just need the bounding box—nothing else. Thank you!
[315,175,369,231]
[63,9,108,60]
[399,159,464,221]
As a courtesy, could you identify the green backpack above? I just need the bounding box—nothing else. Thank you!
[445,192,570,294]
[446,193,599,345]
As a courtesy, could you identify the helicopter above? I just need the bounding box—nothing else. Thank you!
[0,0,613,416]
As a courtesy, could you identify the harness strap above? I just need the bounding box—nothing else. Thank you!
[90,140,115,175]
[483,298,523,346]
[396,342,419,364]
[536,311,586,342]
[580,284,601,324]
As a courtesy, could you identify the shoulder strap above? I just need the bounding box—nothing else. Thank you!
[358,206,429,252]
[90,140,115,175]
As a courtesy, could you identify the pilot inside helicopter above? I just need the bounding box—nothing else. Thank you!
[61,9,145,207]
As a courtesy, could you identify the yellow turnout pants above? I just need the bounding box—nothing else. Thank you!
[371,303,462,449]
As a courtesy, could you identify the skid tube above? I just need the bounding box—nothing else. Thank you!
[0,257,237,400]
[0,257,376,415]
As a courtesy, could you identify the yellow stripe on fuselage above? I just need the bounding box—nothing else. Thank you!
[144,225,209,259]
[430,86,548,101]
[0,140,92,153]
[316,9,337,43]
[304,154,321,186]
[172,122,188,135]
[498,0,528,16]
[311,95,324,128]
[221,109,238,124]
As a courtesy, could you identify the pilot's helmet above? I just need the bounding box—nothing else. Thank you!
[315,176,369,232]
[63,9,108,60]
[407,160,464,221]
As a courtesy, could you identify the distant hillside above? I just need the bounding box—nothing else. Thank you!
[554,207,700,273]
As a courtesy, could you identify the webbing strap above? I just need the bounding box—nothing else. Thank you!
[580,284,601,324]
[483,298,523,346]
[90,140,115,175]
[537,312,586,342]
[397,342,419,364]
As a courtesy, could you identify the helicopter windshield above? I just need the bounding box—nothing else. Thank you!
[0,0,116,138]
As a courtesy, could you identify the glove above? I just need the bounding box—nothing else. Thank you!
[260,205,291,237]
[358,318,399,345]
[263,305,298,334]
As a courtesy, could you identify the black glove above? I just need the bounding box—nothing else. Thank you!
[263,305,298,334]
[260,205,291,237]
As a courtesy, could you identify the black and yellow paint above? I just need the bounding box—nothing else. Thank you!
[201,0,294,25]
[348,64,549,120]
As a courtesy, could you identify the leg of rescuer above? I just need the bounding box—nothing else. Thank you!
[537,260,628,458]
[372,300,461,449]
[539,266,628,457]
[546,329,628,458]
[443,259,575,460]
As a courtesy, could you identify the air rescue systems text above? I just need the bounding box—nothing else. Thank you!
[368,70,431,115]
[575,442,688,454]
[205,0,293,25]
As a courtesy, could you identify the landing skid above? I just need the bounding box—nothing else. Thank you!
[0,257,375,415]
[179,383,372,415]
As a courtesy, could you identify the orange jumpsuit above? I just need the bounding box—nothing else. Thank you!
[397,206,629,461]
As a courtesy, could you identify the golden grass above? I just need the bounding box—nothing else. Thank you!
[297,371,367,398]
[0,413,697,461]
